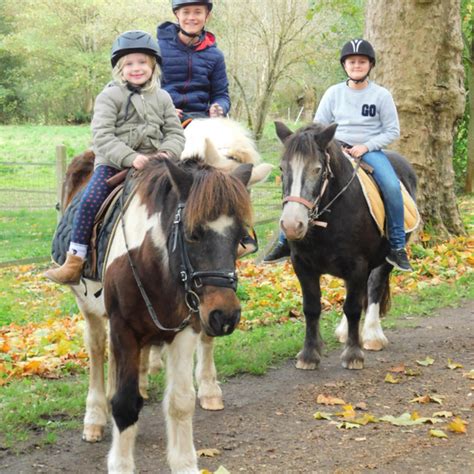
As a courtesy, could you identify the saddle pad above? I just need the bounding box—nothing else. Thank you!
[344,154,420,236]
[51,179,135,281]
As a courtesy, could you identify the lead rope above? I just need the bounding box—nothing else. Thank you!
[119,174,194,333]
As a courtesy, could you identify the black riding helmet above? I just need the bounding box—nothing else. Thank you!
[172,0,213,12]
[340,39,376,65]
[111,30,162,68]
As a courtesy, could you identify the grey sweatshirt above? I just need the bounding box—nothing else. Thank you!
[314,81,400,151]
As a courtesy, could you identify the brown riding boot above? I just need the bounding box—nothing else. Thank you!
[44,253,85,285]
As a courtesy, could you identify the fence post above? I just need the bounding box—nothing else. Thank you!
[55,144,67,223]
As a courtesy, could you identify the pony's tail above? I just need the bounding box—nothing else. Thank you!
[379,281,391,317]
[364,270,392,317]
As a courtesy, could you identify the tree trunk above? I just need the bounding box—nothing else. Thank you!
[465,33,473,193]
[366,0,466,237]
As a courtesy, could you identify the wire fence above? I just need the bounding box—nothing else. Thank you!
[0,145,281,266]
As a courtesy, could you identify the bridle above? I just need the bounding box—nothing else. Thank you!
[120,174,237,333]
[282,151,361,228]
[170,203,238,312]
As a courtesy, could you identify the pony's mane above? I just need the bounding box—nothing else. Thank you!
[137,158,253,232]
[284,123,345,173]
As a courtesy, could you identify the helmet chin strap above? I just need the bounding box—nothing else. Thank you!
[346,75,369,84]
[178,26,202,38]
[345,63,373,85]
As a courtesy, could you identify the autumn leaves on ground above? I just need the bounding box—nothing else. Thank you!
[0,234,472,384]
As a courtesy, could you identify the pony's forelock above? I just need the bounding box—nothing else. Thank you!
[184,168,253,233]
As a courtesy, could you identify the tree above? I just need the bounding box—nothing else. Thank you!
[0,2,24,123]
[461,0,473,193]
[366,0,466,236]
[3,0,168,123]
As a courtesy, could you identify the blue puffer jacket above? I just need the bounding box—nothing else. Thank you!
[157,22,230,116]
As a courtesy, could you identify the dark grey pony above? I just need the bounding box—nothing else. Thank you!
[275,121,417,369]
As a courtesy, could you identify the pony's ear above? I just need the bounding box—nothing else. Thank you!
[318,123,338,149]
[231,163,253,187]
[274,121,293,143]
[164,158,194,201]
[203,137,223,166]
[248,163,273,186]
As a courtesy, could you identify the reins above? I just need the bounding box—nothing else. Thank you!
[119,168,238,333]
[119,172,193,332]
[283,151,362,227]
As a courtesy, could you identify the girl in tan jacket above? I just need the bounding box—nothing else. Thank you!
[45,30,185,285]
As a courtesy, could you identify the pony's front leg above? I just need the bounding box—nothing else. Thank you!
[340,278,366,369]
[362,262,392,351]
[196,333,223,410]
[293,259,323,370]
[108,323,142,474]
[164,327,199,474]
[81,309,108,442]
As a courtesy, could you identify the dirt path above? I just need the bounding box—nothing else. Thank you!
[1,301,473,473]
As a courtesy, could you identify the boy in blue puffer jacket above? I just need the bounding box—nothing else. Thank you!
[157,0,230,122]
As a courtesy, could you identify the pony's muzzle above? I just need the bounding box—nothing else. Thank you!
[200,288,241,337]
[280,218,306,241]
[280,202,309,240]
[207,307,241,336]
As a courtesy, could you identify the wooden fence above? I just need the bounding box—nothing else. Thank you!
[0,146,281,266]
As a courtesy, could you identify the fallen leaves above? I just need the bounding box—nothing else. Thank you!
[429,429,448,439]
[0,313,87,384]
[409,394,444,405]
[316,394,346,405]
[379,412,442,426]
[416,356,435,367]
[448,417,468,434]
[197,448,220,458]
[446,359,463,370]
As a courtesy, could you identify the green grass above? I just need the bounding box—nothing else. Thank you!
[0,125,91,163]
[0,210,57,263]
[0,123,283,264]
[0,274,472,448]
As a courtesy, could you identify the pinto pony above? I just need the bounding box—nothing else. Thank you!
[63,156,253,473]
[275,121,417,370]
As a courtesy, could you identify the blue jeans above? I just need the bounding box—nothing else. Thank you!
[362,150,406,249]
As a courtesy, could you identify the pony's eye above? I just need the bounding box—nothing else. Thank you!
[187,228,203,242]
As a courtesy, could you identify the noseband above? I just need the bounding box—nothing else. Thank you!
[282,151,361,228]
[282,152,333,228]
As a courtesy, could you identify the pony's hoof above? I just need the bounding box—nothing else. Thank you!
[82,424,104,442]
[342,359,365,370]
[363,339,387,351]
[199,396,224,411]
[295,359,319,370]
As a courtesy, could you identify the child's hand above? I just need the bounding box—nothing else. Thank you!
[209,103,224,118]
[132,154,150,170]
[348,144,369,158]
[175,108,183,118]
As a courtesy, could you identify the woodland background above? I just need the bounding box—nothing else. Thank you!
[0,0,472,232]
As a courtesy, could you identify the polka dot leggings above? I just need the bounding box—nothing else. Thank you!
[71,165,119,245]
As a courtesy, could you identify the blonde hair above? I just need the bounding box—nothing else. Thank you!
[112,54,160,92]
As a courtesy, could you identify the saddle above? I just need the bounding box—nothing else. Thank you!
[51,175,135,281]
[344,154,420,235]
